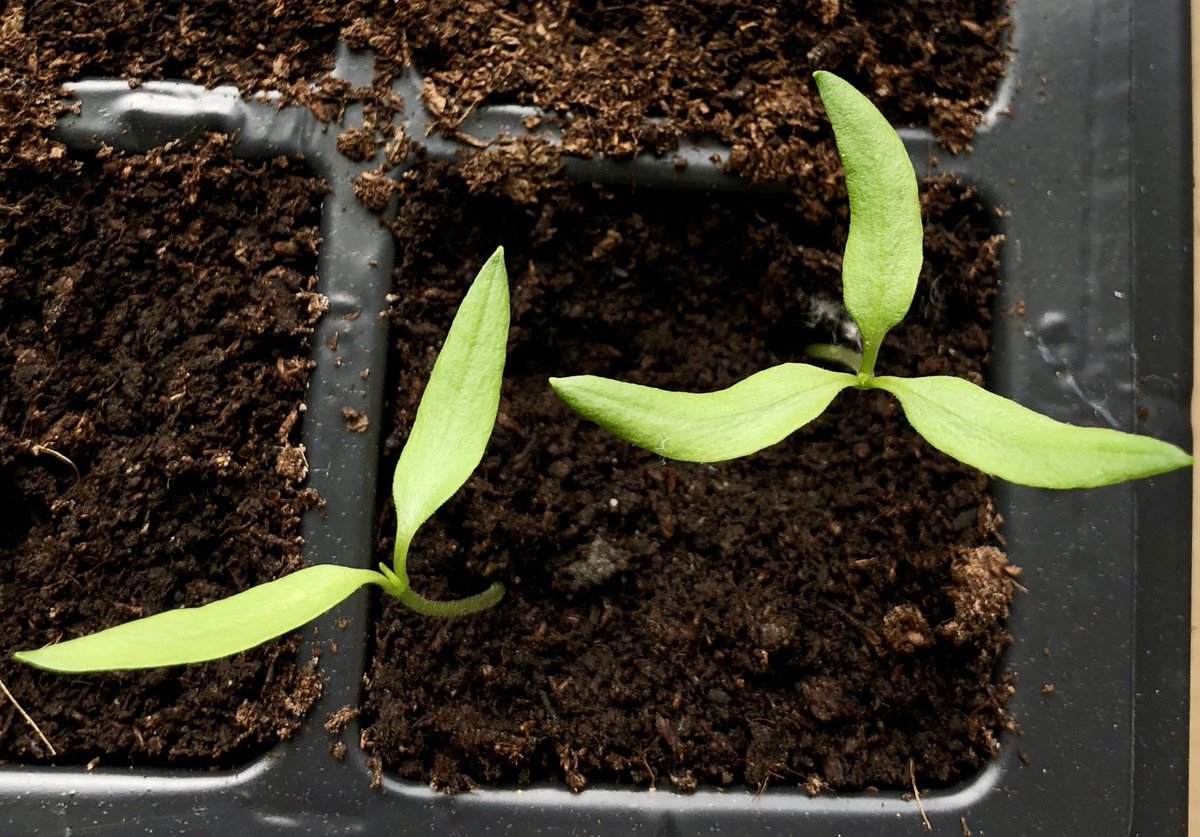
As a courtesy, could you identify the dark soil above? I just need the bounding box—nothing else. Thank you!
[2,2,1009,193]
[368,0,1011,179]
[363,162,1014,793]
[0,2,364,188]
[0,0,1015,785]
[0,136,327,765]
[20,1,345,92]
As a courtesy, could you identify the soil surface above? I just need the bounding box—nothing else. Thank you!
[363,162,1014,793]
[370,0,1010,178]
[2,2,1009,192]
[0,136,327,765]
[0,0,1015,785]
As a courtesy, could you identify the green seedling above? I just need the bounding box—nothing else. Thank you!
[550,72,1192,489]
[16,248,510,673]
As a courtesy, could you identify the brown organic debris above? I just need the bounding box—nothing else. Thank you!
[940,546,1020,644]
[341,407,370,433]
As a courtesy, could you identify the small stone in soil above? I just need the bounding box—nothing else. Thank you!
[560,536,630,593]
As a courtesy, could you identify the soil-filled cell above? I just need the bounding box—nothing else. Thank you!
[364,162,1013,793]
[0,137,327,766]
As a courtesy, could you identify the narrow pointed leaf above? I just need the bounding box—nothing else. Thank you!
[875,375,1194,488]
[14,565,386,672]
[551,364,855,463]
[814,71,922,374]
[393,247,510,546]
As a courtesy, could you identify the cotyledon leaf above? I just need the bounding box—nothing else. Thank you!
[814,70,923,377]
[14,565,386,673]
[550,363,856,463]
[874,375,1194,488]
[392,247,510,549]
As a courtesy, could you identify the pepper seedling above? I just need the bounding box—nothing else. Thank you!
[15,248,510,673]
[550,72,1193,489]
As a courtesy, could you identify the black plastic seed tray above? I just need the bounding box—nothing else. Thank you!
[0,0,1192,834]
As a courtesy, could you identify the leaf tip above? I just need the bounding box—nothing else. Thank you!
[477,246,510,308]
[548,375,578,397]
[1166,449,1194,471]
[812,69,846,99]
[12,649,54,672]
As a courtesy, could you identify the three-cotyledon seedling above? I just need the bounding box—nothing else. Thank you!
[550,71,1193,489]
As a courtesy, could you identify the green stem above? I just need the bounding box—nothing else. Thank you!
[804,343,863,374]
[389,538,505,617]
[395,582,506,617]
[857,339,881,383]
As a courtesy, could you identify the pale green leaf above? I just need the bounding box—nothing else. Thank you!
[14,565,386,672]
[393,247,510,546]
[814,71,922,376]
[874,375,1194,488]
[550,364,855,463]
